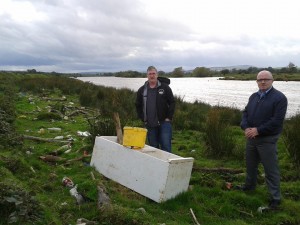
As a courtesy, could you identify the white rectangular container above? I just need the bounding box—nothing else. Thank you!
[90,136,194,203]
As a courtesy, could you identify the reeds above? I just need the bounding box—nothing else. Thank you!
[282,114,300,170]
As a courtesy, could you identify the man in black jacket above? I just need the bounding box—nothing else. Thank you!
[135,66,175,152]
[239,70,288,210]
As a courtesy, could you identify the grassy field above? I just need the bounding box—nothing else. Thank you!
[1,73,300,225]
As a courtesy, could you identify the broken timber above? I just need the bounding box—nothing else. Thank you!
[23,135,71,143]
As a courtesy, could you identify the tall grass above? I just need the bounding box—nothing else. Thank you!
[173,97,211,131]
[282,114,300,170]
[0,76,22,148]
[203,107,242,158]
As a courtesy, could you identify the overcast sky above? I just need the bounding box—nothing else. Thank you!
[1,0,300,73]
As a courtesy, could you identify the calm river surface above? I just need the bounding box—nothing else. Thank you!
[77,77,300,118]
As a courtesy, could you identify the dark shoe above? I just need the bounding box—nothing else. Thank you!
[268,199,281,210]
[234,185,255,191]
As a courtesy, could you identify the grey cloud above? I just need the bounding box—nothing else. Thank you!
[1,0,299,72]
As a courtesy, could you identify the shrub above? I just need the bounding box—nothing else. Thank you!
[203,108,236,158]
[174,99,211,131]
[282,114,300,170]
[87,114,116,144]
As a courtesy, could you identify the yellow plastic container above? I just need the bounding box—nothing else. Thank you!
[123,126,147,149]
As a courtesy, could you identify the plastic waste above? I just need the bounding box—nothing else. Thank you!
[48,127,62,132]
[70,185,85,205]
[97,185,110,208]
[77,131,91,137]
[62,176,74,188]
[257,206,269,213]
[62,177,86,205]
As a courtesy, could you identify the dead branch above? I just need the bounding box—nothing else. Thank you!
[67,110,90,117]
[41,97,67,101]
[30,166,36,173]
[193,167,243,174]
[237,209,254,217]
[23,135,71,143]
[65,155,91,163]
[49,109,64,119]
[190,208,201,225]
[39,155,67,162]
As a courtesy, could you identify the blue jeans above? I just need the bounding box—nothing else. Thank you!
[146,121,172,152]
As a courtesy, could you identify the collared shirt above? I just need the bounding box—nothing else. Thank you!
[257,86,272,99]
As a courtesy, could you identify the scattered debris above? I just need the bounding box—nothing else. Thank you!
[65,154,91,164]
[76,218,98,225]
[64,149,72,154]
[42,96,67,101]
[237,209,254,217]
[62,177,86,205]
[77,131,91,137]
[39,155,66,162]
[47,127,62,132]
[257,206,274,213]
[225,182,232,190]
[70,185,85,205]
[23,135,70,143]
[190,208,201,225]
[136,207,146,214]
[54,136,64,140]
[30,166,36,173]
[68,109,90,117]
[97,185,111,209]
[49,143,72,156]
[38,128,45,134]
[193,167,243,174]
[62,177,75,188]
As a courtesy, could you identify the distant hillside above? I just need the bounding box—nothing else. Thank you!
[209,65,253,71]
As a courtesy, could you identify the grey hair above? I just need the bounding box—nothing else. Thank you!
[147,66,157,72]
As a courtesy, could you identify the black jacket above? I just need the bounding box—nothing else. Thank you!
[135,80,175,124]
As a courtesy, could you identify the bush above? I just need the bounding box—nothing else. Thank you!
[0,84,22,148]
[87,114,116,144]
[174,99,211,131]
[203,108,236,158]
[282,114,300,170]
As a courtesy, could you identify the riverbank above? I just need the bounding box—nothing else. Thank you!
[77,76,300,118]
[1,73,300,225]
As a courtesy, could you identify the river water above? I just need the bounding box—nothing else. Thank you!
[77,77,300,118]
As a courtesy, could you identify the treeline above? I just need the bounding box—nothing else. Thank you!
[83,64,300,79]
[1,62,300,80]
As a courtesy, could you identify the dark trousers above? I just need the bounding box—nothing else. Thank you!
[245,134,281,200]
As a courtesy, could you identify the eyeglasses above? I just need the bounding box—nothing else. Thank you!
[256,79,273,83]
